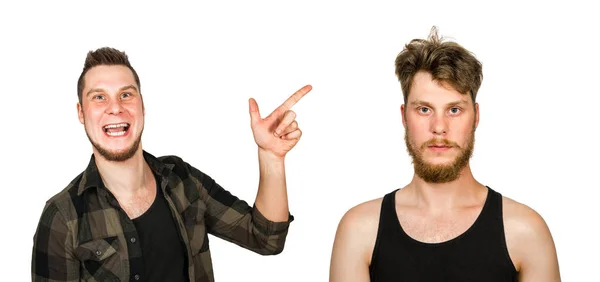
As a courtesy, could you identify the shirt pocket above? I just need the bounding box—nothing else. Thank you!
[75,236,123,281]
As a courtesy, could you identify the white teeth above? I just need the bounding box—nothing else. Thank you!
[103,123,129,129]
[106,131,126,136]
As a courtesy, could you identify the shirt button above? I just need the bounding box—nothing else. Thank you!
[95,250,102,256]
[130,237,136,243]
[134,274,140,280]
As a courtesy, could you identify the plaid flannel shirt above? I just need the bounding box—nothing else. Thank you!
[32,151,294,281]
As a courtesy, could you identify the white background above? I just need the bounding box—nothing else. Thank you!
[1,0,598,281]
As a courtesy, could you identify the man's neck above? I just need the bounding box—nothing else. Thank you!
[403,164,487,212]
[94,148,151,196]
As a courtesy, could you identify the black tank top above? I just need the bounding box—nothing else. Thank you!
[369,186,517,282]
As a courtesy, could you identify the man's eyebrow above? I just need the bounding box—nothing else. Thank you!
[86,88,103,97]
[86,85,138,97]
[446,99,469,107]
[410,100,433,107]
[409,99,469,107]
[119,85,138,92]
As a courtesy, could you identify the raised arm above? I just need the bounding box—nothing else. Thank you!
[191,85,311,255]
[248,84,311,222]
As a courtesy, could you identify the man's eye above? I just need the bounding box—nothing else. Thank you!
[121,92,131,98]
[93,95,105,100]
[449,107,461,114]
[418,107,430,113]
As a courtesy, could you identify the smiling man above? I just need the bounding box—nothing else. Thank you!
[31,47,310,282]
[329,27,561,282]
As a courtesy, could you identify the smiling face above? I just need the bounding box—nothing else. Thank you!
[77,65,145,162]
[402,71,479,183]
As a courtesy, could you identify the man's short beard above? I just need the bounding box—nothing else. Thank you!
[404,125,475,183]
[85,127,143,162]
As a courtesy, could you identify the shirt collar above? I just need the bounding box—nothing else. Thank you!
[77,150,175,196]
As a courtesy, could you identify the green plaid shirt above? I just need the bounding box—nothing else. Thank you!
[32,151,294,282]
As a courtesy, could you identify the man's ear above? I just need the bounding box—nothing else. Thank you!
[474,102,480,129]
[77,102,84,124]
[141,94,146,116]
[401,104,407,128]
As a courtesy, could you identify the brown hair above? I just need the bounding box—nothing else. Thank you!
[76,47,141,105]
[395,26,483,104]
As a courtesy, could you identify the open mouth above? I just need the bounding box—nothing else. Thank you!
[103,123,130,137]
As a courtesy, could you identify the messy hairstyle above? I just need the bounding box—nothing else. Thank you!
[395,26,483,105]
[76,47,141,105]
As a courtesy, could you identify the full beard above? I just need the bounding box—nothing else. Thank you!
[86,127,143,162]
[405,125,475,183]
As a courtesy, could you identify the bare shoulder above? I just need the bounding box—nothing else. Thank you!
[502,196,553,242]
[339,197,384,232]
[502,196,550,232]
[335,197,384,255]
[502,196,561,280]
[330,196,385,281]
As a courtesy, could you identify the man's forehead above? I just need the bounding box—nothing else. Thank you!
[84,65,137,92]
[409,76,470,105]
[408,87,471,106]
[408,90,469,103]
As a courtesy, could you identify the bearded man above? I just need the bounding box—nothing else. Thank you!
[329,27,561,282]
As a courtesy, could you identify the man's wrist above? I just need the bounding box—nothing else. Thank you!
[258,148,285,164]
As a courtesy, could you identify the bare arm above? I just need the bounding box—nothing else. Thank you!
[253,148,289,222]
[504,198,561,282]
[330,200,381,282]
[198,86,311,255]
[249,85,312,222]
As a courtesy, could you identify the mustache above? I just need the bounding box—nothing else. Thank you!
[420,138,460,149]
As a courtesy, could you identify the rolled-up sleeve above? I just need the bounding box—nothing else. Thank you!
[187,162,294,255]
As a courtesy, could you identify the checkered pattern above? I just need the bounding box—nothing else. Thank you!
[32,151,294,281]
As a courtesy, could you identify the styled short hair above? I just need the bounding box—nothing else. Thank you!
[395,26,483,104]
[77,47,141,104]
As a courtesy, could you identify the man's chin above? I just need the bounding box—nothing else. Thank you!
[414,163,463,183]
[418,157,455,167]
[85,128,143,162]
[96,148,138,162]
[91,141,141,162]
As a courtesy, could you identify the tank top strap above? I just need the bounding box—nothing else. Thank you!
[380,188,401,233]
[479,186,502,222]
[370,188,400,278]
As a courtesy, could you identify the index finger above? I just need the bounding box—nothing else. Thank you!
[277,84,312,113]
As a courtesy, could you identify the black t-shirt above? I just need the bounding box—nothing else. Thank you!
[132,176,187,282]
